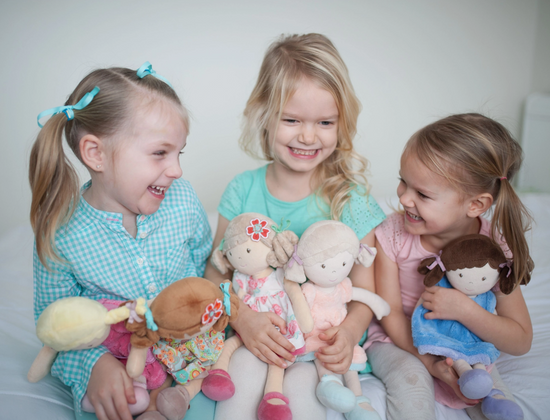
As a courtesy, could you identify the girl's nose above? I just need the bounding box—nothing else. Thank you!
[166,160,183,179]
[299,125,316,145]
[398,188,413,208]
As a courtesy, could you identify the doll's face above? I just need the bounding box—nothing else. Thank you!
[304,251,354,288]
[226,239,271,275]
[446,263,499,297]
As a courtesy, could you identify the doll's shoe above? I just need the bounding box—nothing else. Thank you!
[481,389,523,420]
[156,384,191,420]
[81,380,150,416]
[201,369,235,401]
[344,396,382,420]
[257,391,292,420]
[457,369,493,399]
[316,374,356,413]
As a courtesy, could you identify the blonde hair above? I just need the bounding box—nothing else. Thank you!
[404,113,534,291]
[240,33,368,220]
[29,66,188,268]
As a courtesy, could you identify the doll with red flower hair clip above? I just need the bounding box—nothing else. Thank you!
[210,212,313,420]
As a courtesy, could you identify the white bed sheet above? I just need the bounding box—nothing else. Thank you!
[1,194,548,419]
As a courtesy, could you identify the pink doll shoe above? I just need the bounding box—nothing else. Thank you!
[257,391,292,420]
[201,369,236,401]
[81,379,150,415]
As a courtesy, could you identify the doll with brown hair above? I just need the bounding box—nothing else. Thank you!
[210,212,313,420]
[124,277,240,420]
[412,234,527,420]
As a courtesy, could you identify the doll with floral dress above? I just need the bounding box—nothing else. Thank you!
[210,212,313,420]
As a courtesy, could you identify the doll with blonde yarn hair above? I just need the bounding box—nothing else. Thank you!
[285,220,390,420]
[210,212,314,420]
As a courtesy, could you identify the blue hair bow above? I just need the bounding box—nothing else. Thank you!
[136,61,173,88]
[220,282,232,316]
[37,86,100,128]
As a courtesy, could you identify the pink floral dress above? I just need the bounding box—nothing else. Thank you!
[233,268,305,352]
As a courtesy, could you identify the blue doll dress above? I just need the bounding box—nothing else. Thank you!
[412,276,500,366]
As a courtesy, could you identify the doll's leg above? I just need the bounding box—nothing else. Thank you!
[342,370,381,420]
[215,346,268,420]
[155,378,204,420]
[314,358,356,412]
[258,364,292,420]
[455,360,493,400]
[284,361,326,420]
[146,376,173,412]
[367,342,436,420]
[465,366,523,420]
[202,335,243,401]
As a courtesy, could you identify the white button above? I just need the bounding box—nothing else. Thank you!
[137,258,144,266]
[140,232,148,239]
[148,284,157,293]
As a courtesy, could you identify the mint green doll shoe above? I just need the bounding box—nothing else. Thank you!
[344,396,382,420]
[316,374,356,413]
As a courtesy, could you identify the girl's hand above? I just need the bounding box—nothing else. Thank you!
[315,324,355,374]
[425,356,480,406]
[421,286,472,322]
[231,304,296,368]
[86,353,136,420]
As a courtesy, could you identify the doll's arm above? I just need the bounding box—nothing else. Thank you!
[27,345,58,383]
[126,346,149,379]
[284,278,314,333]
[350,287,390,321]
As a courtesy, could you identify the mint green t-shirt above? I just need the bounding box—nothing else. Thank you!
[218,165,386,238]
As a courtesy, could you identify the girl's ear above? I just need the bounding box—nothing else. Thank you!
[467,193,493,218]
[211,249,233,274]
[79,134,105,172]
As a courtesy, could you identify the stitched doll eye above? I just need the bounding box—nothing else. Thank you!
[228,252,232,256]
[247,248,251,253]
[321,264,326,269]
[343,262,346,266]
[482,276,486,281]
[459,273,463,277]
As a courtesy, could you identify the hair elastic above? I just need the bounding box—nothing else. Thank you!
[37,86,100,128]
[136,61,173,88]
[220,282,232,316]
[500,176,507,180]
[144,304,158,331]
[287,244,303,268]
[427,251,446,272]
[499,260,513,278]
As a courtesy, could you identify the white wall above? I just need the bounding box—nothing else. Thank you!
[0,0,542,235]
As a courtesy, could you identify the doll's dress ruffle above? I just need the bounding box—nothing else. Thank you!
[412,276,500,365]
[99,298,167,389]
[233,268,305,350]
[152,330,225,385]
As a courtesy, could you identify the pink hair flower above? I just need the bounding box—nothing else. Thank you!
[202,299,224,325]
[246,218,270,242]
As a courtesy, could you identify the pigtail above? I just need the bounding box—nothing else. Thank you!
[126,313,159,349]
[492,181,533,293]
[356,243,377,268]
[268,230,298,267]
[418,257,445,287]
[29,114,80,268]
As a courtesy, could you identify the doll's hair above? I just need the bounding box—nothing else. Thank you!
[30,65,188,269]
[418,234,520,294]
[36,297,133,351]
[284,220,376,283]
[239,33,369,221]
[404,113,533,292]
[126,278,239,349]
[210,212,298,274]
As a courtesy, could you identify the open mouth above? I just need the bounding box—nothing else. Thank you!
[406,211,423,222]
[289,147,319,158]
[148,185,167,197]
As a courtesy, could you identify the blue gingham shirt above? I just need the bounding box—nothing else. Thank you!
[33,177,212,410]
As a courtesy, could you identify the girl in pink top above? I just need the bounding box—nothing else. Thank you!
[368,113,533,420]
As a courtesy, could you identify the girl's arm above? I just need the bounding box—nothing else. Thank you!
[421,284,532,355]
[203,214,296,368]
[375,239,479,405]
[315,230,376,374]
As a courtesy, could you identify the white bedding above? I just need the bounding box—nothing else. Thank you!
[1,194,548,419]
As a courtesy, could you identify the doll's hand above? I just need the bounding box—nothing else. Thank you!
[421,286,472,322]
[315,325,355,374]
[426,356,480,406]
[86,353,136,420]
[231,305,296,368]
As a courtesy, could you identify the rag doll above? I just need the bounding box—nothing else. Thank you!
[124,277,240,420]
[284,220,390,420]
[28,296,162,415]
[412,234,524,420]
[210,212,313,420]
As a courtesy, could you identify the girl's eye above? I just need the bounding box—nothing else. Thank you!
[459,273,463,277]
[321,264,326,269]
[154,151,166,156]
[179,151,185,155]
[246,248,251,253]
[320,121,333,126]
[284,119,297,124]
[482,276,486,281]
[418,191,429,199]
[398,177,405,185]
